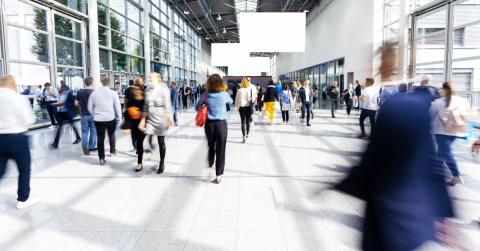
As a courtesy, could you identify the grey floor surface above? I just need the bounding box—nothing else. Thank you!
[0,102,479,251]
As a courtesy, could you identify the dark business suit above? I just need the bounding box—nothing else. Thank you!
[335,93,453,251]
[180,87,188,108]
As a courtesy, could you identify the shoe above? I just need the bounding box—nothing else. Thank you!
[135,165,143,172]
[243,137,246,143]
[73,138,81,144]
[283,121,286,123]
[48,126,57,129]
[332,115,336,118]
[17,197,41,209]
[358,133,367,138]
[448,176,464,186]
[52,143,58,149]
[110,151,116,157]
[307,123,311,126]
[82,145,90,155]
[89,148,98,151]
[100,159,106,165]
[246,134,249,138]
[299,117,305,119]
[212,178,222,184]
[312,115,314,119]
[157,162,165,174]
[251,121,255,126]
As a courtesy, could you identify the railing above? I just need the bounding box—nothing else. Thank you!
[453,91,480,108]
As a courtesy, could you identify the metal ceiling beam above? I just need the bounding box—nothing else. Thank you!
[196,0,220,35]
[197,12,237,20]
[282,0,295,11]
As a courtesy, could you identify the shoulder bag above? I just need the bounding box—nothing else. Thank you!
[196,92,208,127]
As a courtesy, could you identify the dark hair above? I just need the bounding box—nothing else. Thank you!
[443,82,452,107]
[85,76,93,87]
[259,88,264,95]
[366,78,375,86]
[398,83,407,93]
[45,82,51,87]
[129,80,134,86]
[38,85,42,88]
[101,77,110,86]
[268,80,275,86]
[283,85,288,90]
[289,82,293,85]
[115,82,120,85]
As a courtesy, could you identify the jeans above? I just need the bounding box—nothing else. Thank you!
[172,107,178,126]
[239,107,251,137]
[330,98,338,115]
[81,115,97,149]
[434,134,460,176]
[94,119,116,160]
[359,109,377,137]
[54,112,81,145]
[282,110,289,122]
[45,101,58,126]
[0,134,31,202]
[301,101,312,124]
[205,120,228,176]
[190,93,195,103]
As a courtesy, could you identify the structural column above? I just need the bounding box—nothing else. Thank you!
[398,0,409,81]
[143,0,150,79]
[88,0,101,89]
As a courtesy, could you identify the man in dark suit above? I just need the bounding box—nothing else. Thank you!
[180,83,189,108]
[298,80,313,126]
[412,75,440,111]
[170,82,180,126]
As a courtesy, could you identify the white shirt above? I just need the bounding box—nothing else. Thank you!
[34,88,42,101]
[0,88,37,134]
[43,87,58,101]
[248,83,257,101]
[87,86,122,122]
[235,88,252,107]
[429,96,469,136]
[305,87,310,102]
[362,86,380,110]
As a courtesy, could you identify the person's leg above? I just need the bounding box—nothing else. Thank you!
[267,102,274,122]
[245,110,251,135]
[346,99,351,115]
[53,112,65,145]
[106,119,116,154]
[215,121,228,177]
[135,128,146,164]
[45,102,56,126]
[68,116,81,140]
[436,135,460,177]
[306,102,311,125]
[204,123,216,168]
[81,116,88,148]
[158,136,166,163]
[131,129,137,151]
[301,102,306,118]
[359,109,367,135]
[95,121,106,160]
[282,111,286,122]
[172,107,178,126]
[239,108,246,137]
[330,99,335,115]
[88,116,97,149]
[286,111,289,122]
[10,135,31,202]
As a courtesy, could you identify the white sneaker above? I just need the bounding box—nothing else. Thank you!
[17,197,41,209]
[48,126,57,129]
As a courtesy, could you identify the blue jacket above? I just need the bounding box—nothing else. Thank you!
[195,92,233,121]
[275,84,282,95]
[170,87,180,108]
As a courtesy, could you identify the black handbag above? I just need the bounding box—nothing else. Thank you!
[120,110,134,130]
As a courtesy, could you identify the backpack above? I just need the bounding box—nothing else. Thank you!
[438,98,468,134]
[280,92,290,104]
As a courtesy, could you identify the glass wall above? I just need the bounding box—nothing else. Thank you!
[150,0,170,83]
[189,27,197,85]
[174,12,186,85]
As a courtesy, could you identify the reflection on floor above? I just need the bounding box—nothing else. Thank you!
[0,102,479,251]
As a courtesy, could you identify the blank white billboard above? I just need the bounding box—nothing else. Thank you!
[240,12,306,52]
[228,57,270,76]
[211,43,249,66]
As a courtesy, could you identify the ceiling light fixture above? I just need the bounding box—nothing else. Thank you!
[184,9,189,14]
[206,37,209,39]
[197,26,201,30]
[303,9,309,12]
[217,14,222,20]
[222,27,226,33]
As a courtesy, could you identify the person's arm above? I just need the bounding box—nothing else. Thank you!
[50,88,57,98]
[195,94,202,111]
[235,91,241,109]
[361,95,366,101]
[87,93,95,116]
[75,93,80,106]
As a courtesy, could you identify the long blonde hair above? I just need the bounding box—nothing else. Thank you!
[240,77,249,88]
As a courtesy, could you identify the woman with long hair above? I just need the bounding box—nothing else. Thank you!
[264,80,279,125]
[280,84,292,123]
[235,78,253,143]
[195,74,233,184]
[139,72,173,174]
[126,84,146,172]
[429,82,464,185]
[257,87,264,112]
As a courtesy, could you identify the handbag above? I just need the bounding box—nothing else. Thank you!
[437,106,467,133]
[196,92,208,127]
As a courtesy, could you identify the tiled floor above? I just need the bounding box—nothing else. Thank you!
[0,102,479,251]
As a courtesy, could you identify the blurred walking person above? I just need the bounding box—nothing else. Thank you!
[88,77,122,165]
[354,80,362,109]
[379,84,398,106]
[124,84,146,172]
[52,83,81,149]
[196,74,233,184]
[247,78,257,127]
[322,83,327,103]
[295,80,302,112]
[299,80,313,126]
[180,83,189,108]
[190,83,196,104]
[280,84,292,124]
[42,82,59,129]
[139,73,173,174]
[257,87,264,112]
[170,82,180,126]
[430,82,467,186]
[309,83,315,119]
[264,80,279,126]
[359,78,378,139]
[342,83,356,117]
[0,75,39,209]
[76,77,97,155]
[235,78,253,143]
[327,81,340,118]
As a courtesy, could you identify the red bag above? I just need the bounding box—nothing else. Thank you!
[196,92,208,127]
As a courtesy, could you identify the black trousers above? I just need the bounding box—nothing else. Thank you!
[54,112,81,145]
[205,120,228,176]
[131,126,146,164]
[330,98,338,115]
[182,96,188,108]
[322,92,326,101]
[0,134,31,202]
[346,99,353,115]
[282,110,289,122]
[359,109,377,136]
[239,107,251,137]
[94,119,116,160]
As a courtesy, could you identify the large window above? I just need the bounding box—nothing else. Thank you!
[174,12,187,84]
[188,27,197,85]
[150,0,170,83]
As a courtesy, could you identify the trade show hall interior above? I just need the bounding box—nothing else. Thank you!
[0,0,480,250]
